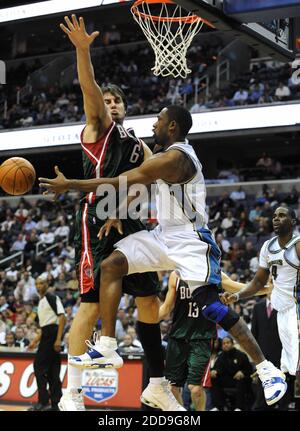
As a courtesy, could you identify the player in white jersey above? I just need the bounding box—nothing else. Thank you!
[222,206,300,385]
[40,105,287,408]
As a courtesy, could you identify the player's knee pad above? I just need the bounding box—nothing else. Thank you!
[192,284,240,331]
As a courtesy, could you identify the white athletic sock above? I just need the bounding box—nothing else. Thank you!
[149,377,165,385]
[256,360,270,371]
[67,356,82,390]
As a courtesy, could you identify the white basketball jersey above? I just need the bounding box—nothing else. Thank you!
[155,141,208,230]
[259,235,300,311]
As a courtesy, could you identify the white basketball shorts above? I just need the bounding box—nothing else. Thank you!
[277,304,299,375]
[115,224,221,292]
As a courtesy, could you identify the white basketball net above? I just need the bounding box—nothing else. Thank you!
[131,1,204,78]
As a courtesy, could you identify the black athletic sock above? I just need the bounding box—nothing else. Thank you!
[136,321,164,378]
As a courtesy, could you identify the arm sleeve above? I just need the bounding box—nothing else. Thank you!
[259,241,269,269]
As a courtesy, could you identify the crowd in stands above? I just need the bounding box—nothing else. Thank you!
[1,36,300,130]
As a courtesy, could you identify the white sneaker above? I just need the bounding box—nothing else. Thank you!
[257,362,287,406]
[58,388,85,411]
[68,336,123,369]
[141,380,186,411]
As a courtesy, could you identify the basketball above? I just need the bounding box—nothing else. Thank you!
[0,157,36,196]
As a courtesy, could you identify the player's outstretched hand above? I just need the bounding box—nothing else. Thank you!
[39,166,70,198]
[219,291,239,305]
[60,14,99,49]
[98,219,123,240]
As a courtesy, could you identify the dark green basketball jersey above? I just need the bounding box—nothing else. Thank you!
[169,280,217,340]
[80,122,144,207]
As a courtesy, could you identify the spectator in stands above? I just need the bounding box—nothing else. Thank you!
[14,326,30,350]
[6,261,19,283]
[54,219,70,241]
[236,211,254,237]
[210,336,253,411]
[258,89,274,104]
[10,233,27,252]
[249,251,260,274]
[24,301,37,321]
[216,233,231,254]
[54,272,67,298]
[248,84,263,104]
[36,215,50,232]
[14,271,38,302]
[3,330,16,347]
[55,257,71,275]
[1,215,15,232]
[66,270,78,291]
[274,82,291,101]
[256,152,274,172]
[261,201,273,219]
[39,227,55,246]
[14,202,29,223]
[24,216,37,232]
[127,326,142,348]
[118,332,143,354]
[284,186,298,206]
[230,187,246,202]
[232,87,248,105]
[221,211,237,237]
[190,98,207,113]
[40,263,57,281]
[24,231,39,258]
[243,241,256,262]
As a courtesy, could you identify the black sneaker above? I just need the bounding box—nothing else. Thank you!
[27,403,49,411]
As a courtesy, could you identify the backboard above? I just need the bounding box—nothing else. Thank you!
[172,0,296,61]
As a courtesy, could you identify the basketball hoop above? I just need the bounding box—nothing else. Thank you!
[131,0,214,78]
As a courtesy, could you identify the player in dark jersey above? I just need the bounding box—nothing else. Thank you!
[159,271,216,411]
[57,15,182,411]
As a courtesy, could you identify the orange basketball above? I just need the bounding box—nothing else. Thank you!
[0,157,36,196]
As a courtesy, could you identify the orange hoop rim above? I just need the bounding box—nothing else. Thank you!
[131,0,215,27]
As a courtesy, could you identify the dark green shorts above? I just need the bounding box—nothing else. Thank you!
[74,203,160,303]
[165,338,212,387]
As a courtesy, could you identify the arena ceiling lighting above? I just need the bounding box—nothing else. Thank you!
[0,0,128,23]
[1,103,300,151]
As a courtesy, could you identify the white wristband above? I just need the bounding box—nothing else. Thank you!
[235,293,240,302]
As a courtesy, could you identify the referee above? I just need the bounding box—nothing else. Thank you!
[28,278,66,411]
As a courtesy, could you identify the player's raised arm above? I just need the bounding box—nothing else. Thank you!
[60,14,111,129]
